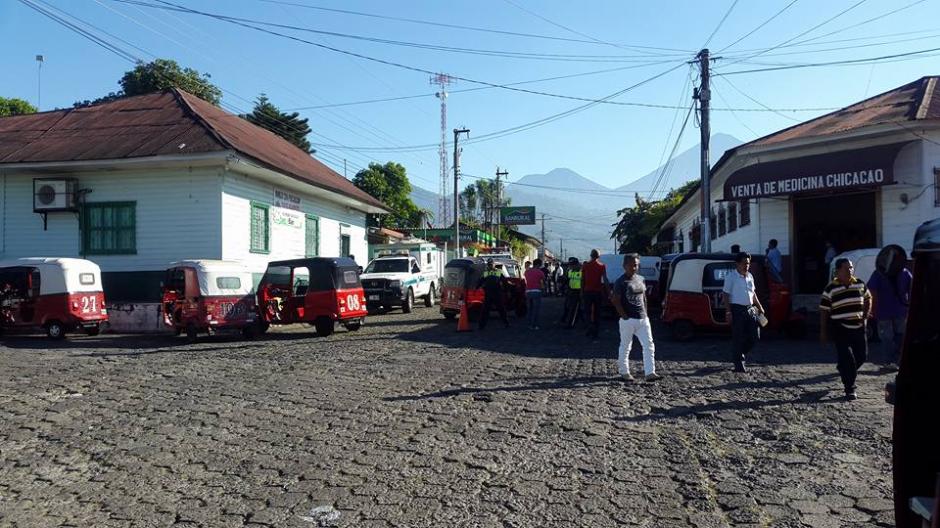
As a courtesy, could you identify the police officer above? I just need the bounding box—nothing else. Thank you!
[560,257,582,327]
[477,259,509,329]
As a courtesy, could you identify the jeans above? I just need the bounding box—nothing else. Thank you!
[526,290,542,328]
[877,317,905,365]
[618,317,656,376]
[832,324,868,392]
[582,290,603,337]
[730,304,759,368]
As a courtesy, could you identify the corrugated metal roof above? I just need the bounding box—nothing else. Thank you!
[0,89,387,211]
[752,76,940,146]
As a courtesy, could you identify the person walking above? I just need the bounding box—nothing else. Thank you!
[820,258,872,400]
[580,249,609,339]
[524,258,546,330]
[612,253,660,382]
[560,257,582,326]
[866,249,912,369]
[722,252,766,373]
[766,239,783,276]
[478,259,509,330]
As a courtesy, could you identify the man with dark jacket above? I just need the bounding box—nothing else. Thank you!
[477,259,509,330]
[560,258,582,327]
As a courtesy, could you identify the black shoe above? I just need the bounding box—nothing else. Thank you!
[845,391,858,401]
[733,365,747,373]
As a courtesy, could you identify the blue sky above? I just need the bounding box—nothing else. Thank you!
[3,0,940,195]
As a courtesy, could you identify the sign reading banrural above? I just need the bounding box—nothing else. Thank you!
[500,206,536,225]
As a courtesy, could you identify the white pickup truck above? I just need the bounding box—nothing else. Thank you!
[360,255,438,313]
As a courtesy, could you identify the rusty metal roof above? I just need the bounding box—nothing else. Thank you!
[0,89,387,211]
[751,76,940,146]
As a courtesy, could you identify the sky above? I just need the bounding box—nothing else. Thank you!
[3,0,940,197]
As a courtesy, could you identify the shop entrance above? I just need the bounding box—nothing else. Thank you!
[792,191,877,293]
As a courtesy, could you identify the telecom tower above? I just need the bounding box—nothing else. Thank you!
[431,73,455,228]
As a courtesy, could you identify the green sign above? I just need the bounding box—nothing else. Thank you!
[500,206,536,225]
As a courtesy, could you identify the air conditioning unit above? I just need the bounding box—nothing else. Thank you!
[33,178,78,212]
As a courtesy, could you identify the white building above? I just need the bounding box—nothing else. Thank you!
[0,89,387,331]
[658,76,940,294]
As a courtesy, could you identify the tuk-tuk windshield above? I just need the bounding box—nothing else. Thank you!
[336,267,360,289]
[365,259,409,274]
[262,266,292,288]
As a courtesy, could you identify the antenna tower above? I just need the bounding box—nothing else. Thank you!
[431,73,456,227]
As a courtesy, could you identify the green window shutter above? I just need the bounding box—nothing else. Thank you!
[82,202,136,255]
[250,202,270,254]
[305,215,319,257]
[340,234,351,257]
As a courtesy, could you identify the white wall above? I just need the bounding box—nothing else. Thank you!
[0,168,222,271]
[220,170,368,274]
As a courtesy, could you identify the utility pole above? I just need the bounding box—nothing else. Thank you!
[495,167,508,244]
[695,48,712,253]
[540,213,546,259]
[35,55,44,111]
[453,128,470,257]
[432,73,455,228]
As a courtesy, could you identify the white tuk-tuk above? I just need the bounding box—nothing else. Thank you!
[161,260,259,341]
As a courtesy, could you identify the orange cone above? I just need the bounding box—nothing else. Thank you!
[457,301,472,332]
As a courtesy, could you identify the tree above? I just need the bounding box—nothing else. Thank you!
[0,97,37,117]
[611,180,698,255]
[352,162,427,228]
[74,59,222,107]
[242,94,312,153]
[459,178,509,227]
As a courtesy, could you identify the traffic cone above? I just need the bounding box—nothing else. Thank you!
[457,301,472,332]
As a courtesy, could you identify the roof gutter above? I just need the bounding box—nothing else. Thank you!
[0,151,233,173]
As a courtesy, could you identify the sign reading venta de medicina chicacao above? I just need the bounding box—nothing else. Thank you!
[721,142,909,201]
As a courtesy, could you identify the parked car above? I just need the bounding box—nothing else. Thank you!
[662,253,805,341]
[599,254,662,316]
[888,218,940,528]
[361,254,438,313]
[257,257,366,336]
[161,260,258,341]
[0,257,108,339]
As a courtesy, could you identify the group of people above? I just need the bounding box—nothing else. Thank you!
[724,245,912,401]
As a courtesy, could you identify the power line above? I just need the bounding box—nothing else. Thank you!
[783,0,927,49]
[717,45,940,76]
[718,0,799,52]
[702,0,739,48]
[647,103,695,200]
[718,76,802,123]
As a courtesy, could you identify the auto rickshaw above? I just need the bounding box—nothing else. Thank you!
[889,218,940,528]
[493,258,527,317]
[161,260,259,341]
[662,253,805,341]
[257,257,366,336]
[440,257,486,320]
[0,257,108,339]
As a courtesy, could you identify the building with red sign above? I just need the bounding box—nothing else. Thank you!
[657,76,940,293]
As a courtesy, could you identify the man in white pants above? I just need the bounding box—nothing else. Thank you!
[611,253,661,382]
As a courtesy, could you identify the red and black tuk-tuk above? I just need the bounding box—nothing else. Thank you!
[662,253,805,341]
[0,258,108,339]
[889,218,940,528]
[440,257,527,320]
[257,257,366,336]
[161,260,259,341]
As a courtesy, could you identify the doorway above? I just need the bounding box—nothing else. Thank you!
[792,192,877,293]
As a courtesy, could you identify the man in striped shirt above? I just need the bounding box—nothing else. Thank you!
[820,258,872,401]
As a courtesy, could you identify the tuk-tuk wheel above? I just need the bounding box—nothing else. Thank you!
[241,324,257,340]
[258,322,270,334]
[443,311,457,320]
[174,326,183,336]
[424,285,436,307]
[315,318,334,337]
[671,320,695,342]
[345,320,363,332]
[85,325,100,337]
[46,320,66,340]
[185,325,198,343]
[402,288,414,313]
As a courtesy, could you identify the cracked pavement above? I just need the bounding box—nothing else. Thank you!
[0,298,896,527]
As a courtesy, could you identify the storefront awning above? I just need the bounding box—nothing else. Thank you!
[722,142,911,201]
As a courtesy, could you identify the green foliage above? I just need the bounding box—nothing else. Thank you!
[611,180,698,255]
[0,97,37,117]
[242,94,312,153]
[74,59,222,107]
[352,162,428,229]
[459,178,509,227]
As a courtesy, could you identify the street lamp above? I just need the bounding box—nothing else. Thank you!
[35,54,44,110]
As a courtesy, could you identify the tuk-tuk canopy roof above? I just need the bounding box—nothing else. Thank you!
[167,260,254,296]
[168,259,250,274]
[0,257,103,295]
[914,218,940,253]
[667,253,771,293]
[267,257,358,269]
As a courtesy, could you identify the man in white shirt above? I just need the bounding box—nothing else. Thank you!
[721,252,766,373]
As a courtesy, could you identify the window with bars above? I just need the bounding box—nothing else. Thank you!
[718,206,727,237]
[305,215,319,257]
[709,211,717,241]
[340,234,351,257]
[250,202,270,254]
[677,229,684,253]
[691,221,701,252]
[82,202,136,255]
[728,202,738,232]
[739,199,751,226]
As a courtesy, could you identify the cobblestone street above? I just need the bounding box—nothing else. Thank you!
[0,298,896,527]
